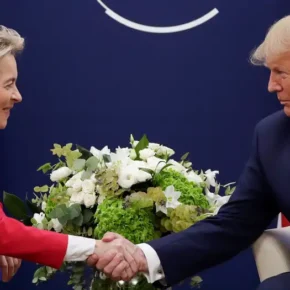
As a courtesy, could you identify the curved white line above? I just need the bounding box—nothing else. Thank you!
[97,0,219,33]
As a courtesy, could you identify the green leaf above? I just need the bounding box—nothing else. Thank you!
[181,152,189,161]
[86,156,99,171]
[72,214,83,226]
[134,134,149,158]
[87,227,93,236]
[76,145,93,160]
[3,191,28,220]
[73,159,86,171]
[26,198,41,214]
[83,209,94,224]
[159,163,174,173]
[48,204,68,220]
[68,204,82,219]
[81,169,93,180]
[37,163,52,174]
[103,154,111,163]
[139,168,154,175]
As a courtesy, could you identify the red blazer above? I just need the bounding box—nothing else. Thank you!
[0,203,68,269]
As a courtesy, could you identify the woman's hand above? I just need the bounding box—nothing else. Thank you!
[0,255,21,282]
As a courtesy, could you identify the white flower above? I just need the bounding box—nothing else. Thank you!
[90,146,110,159]
[50,167,72,182]
[67,187,77,196]
[148,143,161,151]
[90,173,97,183]
[84,193,97,208]
[156,202,167,215]
[41,201,47,211]
[65,171,84,187]
[139,148,155,161]
[146,156,166,172]
[33,212,45,224]
[130,149,137,160]
[167,160,187,173]
[118,164,151,189]
[205,169,219,187]
[157,145,175,157]
[51,218,63,232]
[72,179,83,192]
[82,179,95,194]
[164,185,181,209]
[70,191,85,204]
[186,171,203,184]
[132,141,139,148]
[205,188,230,214]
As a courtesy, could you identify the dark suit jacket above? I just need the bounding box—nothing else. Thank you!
[149,110,288,286]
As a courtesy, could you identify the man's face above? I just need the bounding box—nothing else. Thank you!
[266,52,290,116]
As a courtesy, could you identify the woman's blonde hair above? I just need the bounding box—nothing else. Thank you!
[0,25,24,59]
[250,15,290,65]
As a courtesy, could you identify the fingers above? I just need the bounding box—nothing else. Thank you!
[97,250,118,270]
[109,260,128,281]
[87,254,99,267]
[102,232,123,242]
[0,256,14,282]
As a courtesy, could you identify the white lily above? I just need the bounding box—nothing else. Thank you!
[164,185,181,209]
[204,169,219,187]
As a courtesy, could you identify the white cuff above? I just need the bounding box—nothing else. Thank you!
[64,235,96,261]
[137,243,165,283]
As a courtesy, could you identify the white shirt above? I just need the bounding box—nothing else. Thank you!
[65,236,164,283]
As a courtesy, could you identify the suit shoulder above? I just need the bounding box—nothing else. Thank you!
[256,110,289,133]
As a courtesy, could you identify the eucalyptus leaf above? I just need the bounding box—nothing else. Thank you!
[68,204,82,219]
[37,162,52,174]
[72,214,83,226]
[86,156,99,171]
[48,204,68,219]
[73,159,86,171]
[3,191,28,220]
[83,209,94,224]
[81,169,93,180]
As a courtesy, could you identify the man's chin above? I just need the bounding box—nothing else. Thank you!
[283,106,290,117]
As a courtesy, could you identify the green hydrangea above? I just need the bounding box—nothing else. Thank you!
[153,169,209,209]
[45,185,69,215]
[94,198,159,244]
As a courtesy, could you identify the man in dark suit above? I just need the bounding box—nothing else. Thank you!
[87,15,290,290]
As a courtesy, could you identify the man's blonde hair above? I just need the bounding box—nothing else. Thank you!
[0,25,24,59]
[250,15,290,65]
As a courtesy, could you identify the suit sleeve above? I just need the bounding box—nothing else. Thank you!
[147,125,280,286]
[0,204,68,269]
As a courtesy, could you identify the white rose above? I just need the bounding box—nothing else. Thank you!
[72,179,83,192]
[41,201,47,211]
[90,173,97,183]
[84,193,97,208]
[51,218,63,232]
[82,179,95,194]
[65,171,84,187]
[50,167,72,182]
[139,148,155,161]
[67,187,78,196]
[33,212,45,224]
[70,191,85,204]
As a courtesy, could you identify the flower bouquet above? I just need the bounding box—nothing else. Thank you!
[3,134,235,290]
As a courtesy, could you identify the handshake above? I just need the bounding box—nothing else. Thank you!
[87,232,149,281]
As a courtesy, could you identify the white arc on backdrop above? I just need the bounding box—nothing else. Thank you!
[97,0,219,34]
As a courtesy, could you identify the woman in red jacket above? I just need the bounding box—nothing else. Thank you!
[0,25,98,282]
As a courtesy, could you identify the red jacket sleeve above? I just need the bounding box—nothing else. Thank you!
[0,203,68,269]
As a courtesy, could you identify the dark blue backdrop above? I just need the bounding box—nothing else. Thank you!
[0,0,289,289]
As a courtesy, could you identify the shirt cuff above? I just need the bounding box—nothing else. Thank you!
[137,243,165,283]
[64,235,96,261]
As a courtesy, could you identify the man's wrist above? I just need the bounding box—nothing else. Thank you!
[136,247,148,273]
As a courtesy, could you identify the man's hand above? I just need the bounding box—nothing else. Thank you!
[87,233,148,281]
[0,255,21,282]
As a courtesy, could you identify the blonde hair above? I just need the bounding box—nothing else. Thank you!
[0,25,24,59]
[250,15,290,65]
